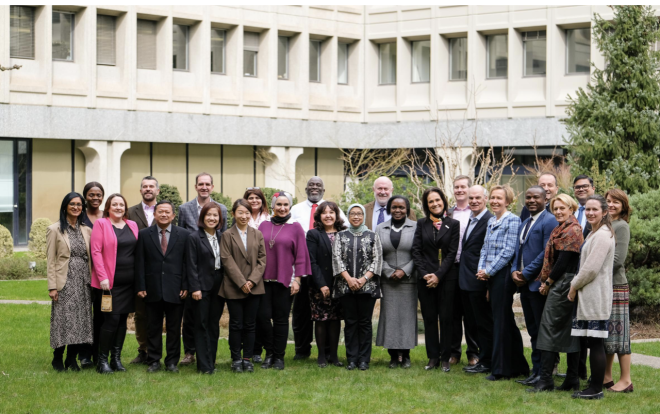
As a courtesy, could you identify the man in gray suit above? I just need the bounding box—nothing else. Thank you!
[176,172,228,365]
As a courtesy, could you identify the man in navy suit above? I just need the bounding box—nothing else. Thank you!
[511,186,558,386]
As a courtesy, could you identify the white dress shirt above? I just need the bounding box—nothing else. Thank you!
[248,212,270,230]
[290,199,347,233]
[142,202,155,226]
[452,204,471,263]
[205,230,221,270]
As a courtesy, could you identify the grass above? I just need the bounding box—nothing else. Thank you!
[0,279,48,301]
[1,304,659,413]
[632,342,660,358]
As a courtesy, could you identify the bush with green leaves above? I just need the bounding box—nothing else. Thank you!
[210,192,233,227]
[340,174,423,218]
[157,184,183,216]
[0,224,13,259]
[0,256,47,280]
[261,187,297,210]
[28,218,52,260]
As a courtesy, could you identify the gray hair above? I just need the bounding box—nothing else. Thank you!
[141,176,159,189]
[470,185,488,198]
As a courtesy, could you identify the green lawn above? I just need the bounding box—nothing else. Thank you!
[1,304,659,413]
[632,342,660,358]
[0,279,48,301]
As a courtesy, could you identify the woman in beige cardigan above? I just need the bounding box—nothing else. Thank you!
[568,194,615,400]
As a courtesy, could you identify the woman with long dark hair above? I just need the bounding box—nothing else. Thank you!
[306,201,346,368]
[47,192,93,371]
[244,187,270,229]
[82,181,104,227]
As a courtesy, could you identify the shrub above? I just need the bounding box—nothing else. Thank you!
[157,184,183,217]
[261,187,298,209]
[0,224,12,259]
[28,218,52,260]
[210,192,233,228]
[0,256,47,280]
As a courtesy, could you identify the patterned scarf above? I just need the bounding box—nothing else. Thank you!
[430,213,443,230]
[347,203,369,235]
[538,214,584,282]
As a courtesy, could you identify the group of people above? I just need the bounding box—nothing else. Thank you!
[46,170,633,400]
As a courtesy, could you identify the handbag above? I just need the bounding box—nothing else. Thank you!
[101,290,113,312]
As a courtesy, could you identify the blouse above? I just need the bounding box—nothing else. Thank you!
[248,212,270,230]
[258,221,311,287]
[478,211,520,276]
[332,229,383,299]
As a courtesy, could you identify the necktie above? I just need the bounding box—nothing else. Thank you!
[521,218,533,242]
[465,217,478,241]
[160,228,168,255]
[309,203,318,230]
[377,207,385,226]
[577,205,585,227]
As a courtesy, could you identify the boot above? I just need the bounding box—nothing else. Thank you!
[96,330,114,374]
[557,352,581,391]
[110,324,127,372]
[52,346,65,372]
[64,344,80,371]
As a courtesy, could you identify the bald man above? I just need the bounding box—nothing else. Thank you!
[364,176,416,231]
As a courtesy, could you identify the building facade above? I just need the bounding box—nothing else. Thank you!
[0,5,616,245]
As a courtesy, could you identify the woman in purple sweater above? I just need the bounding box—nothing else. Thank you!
[257,191,311,370]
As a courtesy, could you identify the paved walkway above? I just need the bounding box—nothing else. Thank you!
[0,299,50,305]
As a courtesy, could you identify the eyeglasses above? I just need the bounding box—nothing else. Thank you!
[573,184,591,191]
[246,187,261,190]
[68,203,83,208]
[349,212,364,218]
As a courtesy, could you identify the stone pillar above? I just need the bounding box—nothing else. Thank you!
[263,146,304,196]
[77,140,131,201]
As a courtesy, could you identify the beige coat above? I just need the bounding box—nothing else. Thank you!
[46,222,92,291]
[571,224,615,321]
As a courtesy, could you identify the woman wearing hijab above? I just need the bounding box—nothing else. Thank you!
[332,203,383,371]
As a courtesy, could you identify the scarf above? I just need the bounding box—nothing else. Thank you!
[430,213,443,230]
[271,213,291,225]
[347,203,369,235]
[538,214,584,282]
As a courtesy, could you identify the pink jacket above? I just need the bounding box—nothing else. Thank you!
[90,217,139,290]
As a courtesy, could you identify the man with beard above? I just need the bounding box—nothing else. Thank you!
[289,176,346,359]
[127,175,161,364]
[364,176,416,231]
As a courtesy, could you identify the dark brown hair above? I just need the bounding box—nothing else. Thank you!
[198,202,223,229]
[243,188,269,216]
[586,194,614,238]
[421,187,448,218]
[102,194,129,220]
[83,181,105,198]
[232,198,252,215]
[605,188,632,223]
[313,201,347,232]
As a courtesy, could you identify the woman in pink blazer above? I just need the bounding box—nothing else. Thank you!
[90,193,139,374]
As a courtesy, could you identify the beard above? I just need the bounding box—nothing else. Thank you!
[307,191,324,203]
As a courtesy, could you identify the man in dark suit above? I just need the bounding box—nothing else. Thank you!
[511,186,558,386]
[363,176,416,231]
[460,185,495,375]
[127,175,159,365]
[176,172,228,366]
[519,172,559,222]
[136,200,190,373]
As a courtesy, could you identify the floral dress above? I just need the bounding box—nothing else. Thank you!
[331,229,383,299]
[309,233,343,321]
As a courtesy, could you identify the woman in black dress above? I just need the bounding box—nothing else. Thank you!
[307,201,346,368]
[90,193,140,374]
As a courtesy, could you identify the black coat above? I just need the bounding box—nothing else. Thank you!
[135,225,190,304]
[458,210,494,292]
[306,228,335,290]
[411,216,461,283]
[186,228,222,293]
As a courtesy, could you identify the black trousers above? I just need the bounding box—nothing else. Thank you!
[256,282,293,360]
[146,300,184,367]
[227,294,261,361]
[182,295,196,355]
[520,288,547,375]
[451,282,479,361]
[489,267,529,378]
[340,294,377,364]
[192,270,225,373]
[292,277,314,356]
[463,289,494,367]
[90,289,104,361]
[418,265,458,361]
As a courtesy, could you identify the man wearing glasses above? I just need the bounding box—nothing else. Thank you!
[572,175,595,237]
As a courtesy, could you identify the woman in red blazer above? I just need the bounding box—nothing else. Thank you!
[90,193,139,374]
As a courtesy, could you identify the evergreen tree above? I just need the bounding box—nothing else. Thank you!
[564,6,660,193]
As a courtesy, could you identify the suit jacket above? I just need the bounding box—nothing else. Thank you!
[219,225,266,299]
[46,222,92,291]
[186,228,222,293]
[91,218,140,290]
[306,228,336,290]
[127,203,155,230]
[511,209,559,291]
[135,225,190,304]
[364,200,417,231]
[519,203,552,223]
[375,218,417,284]
[177,198,228,233]
[411,216,461,283]
[458,210,494,291]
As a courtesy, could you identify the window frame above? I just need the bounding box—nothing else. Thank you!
[486,34,508,79]
[565,27,591,75]
[278,36,289,80]
[309,39,321,83]
[522,30,546,78]
[243,31,259,78]
[10,6,35,60]
[378,42,396,85]
[338,42,349,85]
[172,23,189,71]
[411,40,431,83]
[52,10,75,62]
[448,37,467,81]
[210,28,226,75]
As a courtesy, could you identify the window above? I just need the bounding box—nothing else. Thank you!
[278,36,288,79]
[309,40,321,82]
[97,15,116,66]
[244,31,259,77]
[523,30,546,76]
[173,24,188,70]
[137,19,157,70]
[487,34,507,78]
[412,40,431,83]
[449,37,467,80]
[10,6,35,59]
[379,42,396,85]
[52,11,74,61]
[567,28,591,74]
[338,43,348,84]
[211,29,225,74]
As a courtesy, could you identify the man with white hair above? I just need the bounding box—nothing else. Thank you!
[363,176,416,231]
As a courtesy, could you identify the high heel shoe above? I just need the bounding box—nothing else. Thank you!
[424,358,439,370]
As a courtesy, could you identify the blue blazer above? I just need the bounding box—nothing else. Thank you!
[511,209,558,291]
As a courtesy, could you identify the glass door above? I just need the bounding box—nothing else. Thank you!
[0,139,31,246]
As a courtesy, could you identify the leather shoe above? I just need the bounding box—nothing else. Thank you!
[346,362,357,371]
[329,359,344,367]
[243,360,254,373]
[252,355,263,364]
[526,381,555,393]
[516,374,539,385]
[603,381,614,389]
[441,361,451,372]
[130,351,148,365]
[79,357,94,369]
[165,364,179,373]
[358,362,369,371]
[180,353,195,366]
[556,378,580,391]
[571,390,604,400]
[607,383,633,393]
[231,361,244,373]
[147,362,161,373]
[402,358,411,369]
[293,353,310,361]
[464,363,490,374]
[485,374,509,381]
[388,360,399,369]
[261,355,273,369]
[272,359,285,370]
[424,358,439,370]
[449,356,459,365]
[468,357,479,366]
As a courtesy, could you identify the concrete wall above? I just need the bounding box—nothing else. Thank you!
[32,139,71,222]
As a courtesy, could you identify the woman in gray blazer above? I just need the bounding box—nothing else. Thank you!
[375,196,418,368]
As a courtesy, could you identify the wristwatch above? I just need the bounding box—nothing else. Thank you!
[544,280,551,287]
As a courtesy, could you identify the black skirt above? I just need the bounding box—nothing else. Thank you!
[537,273,581,353]
[110,225,137,314]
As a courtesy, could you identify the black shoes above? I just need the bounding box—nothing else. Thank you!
[441,361,451,372]
[165,364,179,373]
[346,362,357,371]
[231,360,244,373]
[464,363,491,374]
[110,347,126,372]
[147,362,161,373]
[252,354,263,364]
[131,351,148,365]
[293,353,310,361]
[272,359,285,370]
[516,374,540,385]
[526,381,555,393]
[424,358,439,370]
[243,360,254,373]
[388,359,399,369]
[485,374,509,381]
[318,359,328,368]
[572,390,604,400]
[261,355,273,369]
[401,358,411,369]
[556,378,581,391]
[52,349,65,372]
[358,362,369,371]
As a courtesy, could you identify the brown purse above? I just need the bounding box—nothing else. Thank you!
[101,290,113,312]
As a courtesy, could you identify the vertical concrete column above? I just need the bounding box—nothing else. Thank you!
[87,6,98,109]
[77,140,131,201]
[0,7,10,104]
[263,146,304,195]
